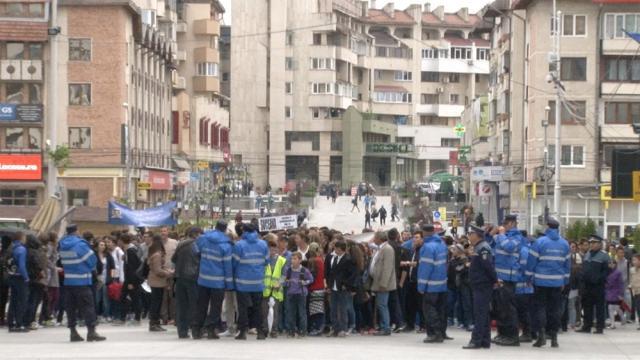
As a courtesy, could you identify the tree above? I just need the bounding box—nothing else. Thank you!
[565,219,597,242]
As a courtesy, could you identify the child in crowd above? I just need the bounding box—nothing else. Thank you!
[605,260,625,329]
[285,252,313,338]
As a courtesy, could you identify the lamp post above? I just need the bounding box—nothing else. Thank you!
[543,105,551,222]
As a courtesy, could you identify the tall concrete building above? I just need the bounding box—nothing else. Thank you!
[172,0,229,203]
[466,0,640,235]
[231,0,490,191]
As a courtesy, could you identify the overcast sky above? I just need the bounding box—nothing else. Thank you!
[218,0,493,24]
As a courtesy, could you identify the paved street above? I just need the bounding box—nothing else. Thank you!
[308,196,401,233]
[1,322,638,360]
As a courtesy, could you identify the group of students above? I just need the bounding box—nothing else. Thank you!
[1,215,640,350]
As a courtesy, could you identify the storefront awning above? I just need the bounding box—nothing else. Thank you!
[172,157,190,170]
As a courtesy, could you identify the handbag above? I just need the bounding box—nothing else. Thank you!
[107,281,123,301]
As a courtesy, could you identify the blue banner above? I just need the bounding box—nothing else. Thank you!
[108,201,177,227]
[0,104,17,121]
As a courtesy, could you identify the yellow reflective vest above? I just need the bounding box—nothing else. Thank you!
[263,256,287,301]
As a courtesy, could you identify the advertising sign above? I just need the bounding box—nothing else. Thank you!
[140,170,173,190]
[0,153,43,181]
[0,103,43,122]
[471,166,505,182]
[258,214,298,232]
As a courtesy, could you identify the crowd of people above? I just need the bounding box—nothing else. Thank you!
[0,213,639,350]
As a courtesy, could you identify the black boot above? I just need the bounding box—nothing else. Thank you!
[70,327,84,342]
[192,328,203,340]
[533,329,546,347]
[257,330,266,340]
[519,331,533,343]
[149,323,167,332]
[86,328,106,342]
[235,330,247,340]
[207,329,219,340]
[550,332,559,348]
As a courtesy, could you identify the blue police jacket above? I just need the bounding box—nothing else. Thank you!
[469,240,497,287]
[59,234,97,286]
[525,228,571,287]
[195,229,234,290]
[494,228,523,282]
[232,231,269,292]
[515,241,534,295]
[11,240,29,281]
[401,239,413,251]
[417,234,448,293]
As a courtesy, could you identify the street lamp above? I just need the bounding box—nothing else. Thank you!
[542,105,551,223]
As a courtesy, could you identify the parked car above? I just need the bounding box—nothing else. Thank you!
[0,218,28,230]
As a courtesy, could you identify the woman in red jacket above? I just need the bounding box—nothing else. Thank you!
[307,243,325,336]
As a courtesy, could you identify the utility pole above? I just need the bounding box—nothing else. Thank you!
[47,0,59,198]
[543,106,551,222]
[552,1,562,219]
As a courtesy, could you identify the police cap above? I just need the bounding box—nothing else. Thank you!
[468,224,485,237]
[66,224,78,234]
[588,234,604,242]
[546,216,560,229]
[422,224,435,233]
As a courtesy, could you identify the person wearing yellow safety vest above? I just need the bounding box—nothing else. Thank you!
[261,235,287,338]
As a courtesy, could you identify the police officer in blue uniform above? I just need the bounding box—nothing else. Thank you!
[515,231,534,343]
[463,225,497,350]
[59,224,106,342]
[526,217,570,347]
[576,234,610,334]
[492,214,523,346]
[418,224,450,343]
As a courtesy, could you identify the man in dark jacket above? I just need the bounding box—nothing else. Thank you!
[116,233,143,326]
[24,234,47,330]
[6,231,29,332]
[577,235,610,334]
[324,240,356,337]
[172,226,202,339]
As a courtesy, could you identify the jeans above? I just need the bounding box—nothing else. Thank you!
[457,285,473,327]
[95,284,111,318]
[223,291,237,332]
[149,287,165,326]
[346,294,355,329]
[405,282,423,329]
[175,279,198,336]
[286,294,307,333]
[25,282,45,326]
[7,276,29,328]
[47,287,60,322]
[375,291,390,332]
[330,290,350,333]
[389,289,404,327]
[568,291,579,327]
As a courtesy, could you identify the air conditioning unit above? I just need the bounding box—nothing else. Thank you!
[1,60,21,80]
[22,60,42,81]
[436,87,444,94]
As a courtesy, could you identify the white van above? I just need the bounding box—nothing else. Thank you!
[0,218,29,230]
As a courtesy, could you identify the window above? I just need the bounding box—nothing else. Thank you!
[476,48,489,60]
[285,57,294,70]
[563,15,586,36]
[285,106,292,118]
[0,3,44,18]
[67,189,89,207]
[549,100,586,125]
[448,73,460,83]
[560,58,586,81]
[549,145,584,166]
[196,62,218,77]
[312,33,322,45]
[394,71,412,81]
[310,57,335,70]
[441,138,461,147]
[374,70,384,80]
[604,13,640,39]
[286,31,294,46]
[28,43,42,59]
[69,84,91,105]
[420,93,439,104]
[421,71,439,82]
[373,91,412,103]
[310,82,333,94]
[451,47,472,60]
[69,38,91,61]
[502,130,510,154]
[4,128,24,149]
[7,42,23,59]
[68,127,91,149]
[330,132,342,151]
[285,82,292,94]
[422,48,439,59]
[285,132,320,151]
[312,108,320,118]
[222,72,229,81]
[605,102,640,124]
[449,94,460,105]
[604,57,640,82]
[0,189,37,206]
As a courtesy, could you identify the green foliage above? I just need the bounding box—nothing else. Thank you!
[565,219,597,242]
[47,144,71,169]
[630,226,640,250]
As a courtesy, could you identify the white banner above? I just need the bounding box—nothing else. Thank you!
[258,214,298,232]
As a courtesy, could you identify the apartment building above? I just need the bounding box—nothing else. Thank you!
[231,0,490,190]
[0,1,49,216]
[467,0,640,235]
[51,0,176,227]
[172,0,229,203]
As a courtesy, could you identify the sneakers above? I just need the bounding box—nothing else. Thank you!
[248,328,257,335]
[336,331,347,338]
[29,322,39,331]
[219,329,237,337]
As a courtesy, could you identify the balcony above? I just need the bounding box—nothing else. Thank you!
[421,58,489,74]
[371,56,412,71]
[603,39,639,55]
[601,124,638,142]
[193,47,219,63]
[417,104,465,117]
[370,102,413,116]
[1,60,43,81]
[193,18,220,36]
[602,82,638,96]
[193,76,219,93]
[336,46,357,64]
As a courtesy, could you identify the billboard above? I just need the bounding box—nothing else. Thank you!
[0,153,43,181]
[258,214,298,232]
